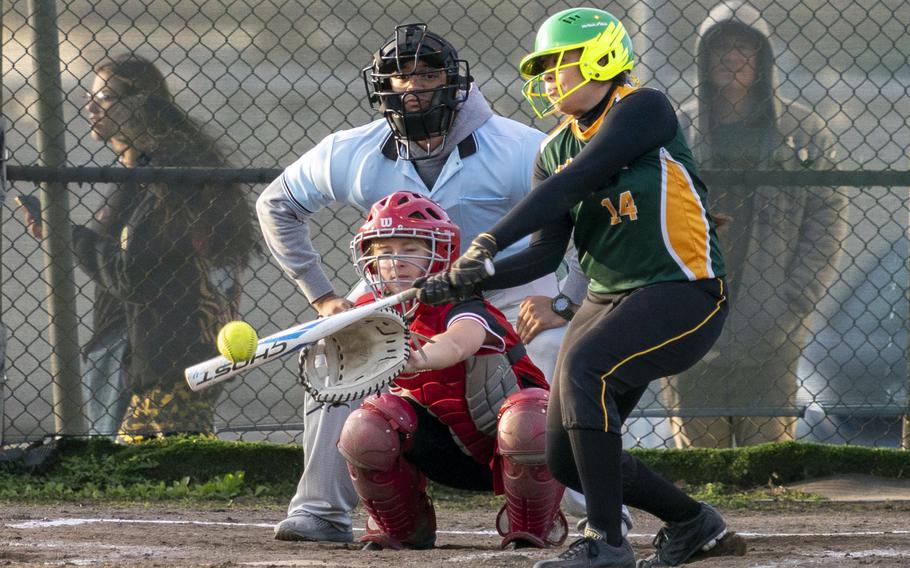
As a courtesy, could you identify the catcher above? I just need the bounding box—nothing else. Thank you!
[334,191,567,550]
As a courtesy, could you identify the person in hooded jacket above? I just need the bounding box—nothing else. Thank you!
[666,0,848,447]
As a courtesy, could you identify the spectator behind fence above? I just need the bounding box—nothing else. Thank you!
[16,54,171,435]
[107,93,258,440]
[666,1,848,447]
[68,54,255,439]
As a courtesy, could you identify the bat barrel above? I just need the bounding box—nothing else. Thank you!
[184,286,418,392]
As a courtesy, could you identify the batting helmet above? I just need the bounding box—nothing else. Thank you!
[519,8,634,117]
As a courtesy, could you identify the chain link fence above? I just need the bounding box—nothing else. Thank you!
[2,0,908,448]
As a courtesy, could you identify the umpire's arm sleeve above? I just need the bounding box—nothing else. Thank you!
[256,176,335,303]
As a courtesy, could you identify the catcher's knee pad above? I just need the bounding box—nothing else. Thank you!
[337,394,435,550]
[494,388,567,549]
[338,393,417,471]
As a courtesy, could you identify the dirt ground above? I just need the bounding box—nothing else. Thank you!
[2,501,909,567]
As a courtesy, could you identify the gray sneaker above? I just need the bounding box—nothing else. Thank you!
[575,506,634,538]
[636,503,726,567]
[534,526,636,568]
[274,510,353,543]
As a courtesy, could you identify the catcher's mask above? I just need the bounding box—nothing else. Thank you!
[363,23,472,160]
[352,191,460,313]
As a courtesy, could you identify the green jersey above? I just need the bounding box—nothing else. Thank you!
[537,86,726,294]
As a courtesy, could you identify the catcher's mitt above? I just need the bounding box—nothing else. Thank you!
[298,308,410,404]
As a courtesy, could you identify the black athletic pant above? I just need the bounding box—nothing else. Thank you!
[404,399,494,491]
[547,278,728,545]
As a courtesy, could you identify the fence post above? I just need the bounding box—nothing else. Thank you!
[1,112,7,446]
[29,0,84,436]
[904,206,909,451]
[905,272,909,451]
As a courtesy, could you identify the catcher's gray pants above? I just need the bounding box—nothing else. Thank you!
[285,275,579,528]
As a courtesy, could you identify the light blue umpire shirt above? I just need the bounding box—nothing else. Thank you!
[281,116,544,257]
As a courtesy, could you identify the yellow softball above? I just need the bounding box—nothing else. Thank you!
[217,321,258,363]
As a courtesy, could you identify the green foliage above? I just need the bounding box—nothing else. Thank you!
[0,437,907,503]
[102,435,303,486]
[686,482,825,507]
[0,435,298,502]
[630,441,910,488]
[0,469,258,501]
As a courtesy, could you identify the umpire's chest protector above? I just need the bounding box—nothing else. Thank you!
[283,117,544,257]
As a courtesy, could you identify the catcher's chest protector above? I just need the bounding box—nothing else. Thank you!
[393,303,546,463]
[394,362,496,463]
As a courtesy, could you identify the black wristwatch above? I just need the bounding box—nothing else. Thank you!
[551,293,575,321]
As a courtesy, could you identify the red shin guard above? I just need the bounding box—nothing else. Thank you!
[494,388,568,548]
[338,394,436,549]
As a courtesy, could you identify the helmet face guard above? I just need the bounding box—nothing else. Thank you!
[363,23,472,160]
[521,51,591,119]
[351,191,460,313]
[519,9,634,118]
[353,227,452,305]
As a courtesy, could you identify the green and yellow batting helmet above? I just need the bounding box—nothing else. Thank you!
[520,8,634,117]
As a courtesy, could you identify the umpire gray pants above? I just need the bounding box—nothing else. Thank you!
[286,275,569,529]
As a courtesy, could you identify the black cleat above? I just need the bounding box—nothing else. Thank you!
[636,503,734,567]
[534,526,635,568]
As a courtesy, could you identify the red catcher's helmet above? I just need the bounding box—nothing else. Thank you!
[351,191,460,303]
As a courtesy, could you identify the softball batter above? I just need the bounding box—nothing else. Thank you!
[420,8,744,567]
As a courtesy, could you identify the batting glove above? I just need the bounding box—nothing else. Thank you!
[416,274,460,305]
[449,233,497,289]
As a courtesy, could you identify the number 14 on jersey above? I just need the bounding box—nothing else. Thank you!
[601,191,638,225]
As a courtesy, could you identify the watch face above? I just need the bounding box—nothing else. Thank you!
[553,296,570,312]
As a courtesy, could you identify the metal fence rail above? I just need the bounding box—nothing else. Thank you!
[2,0,907,448]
